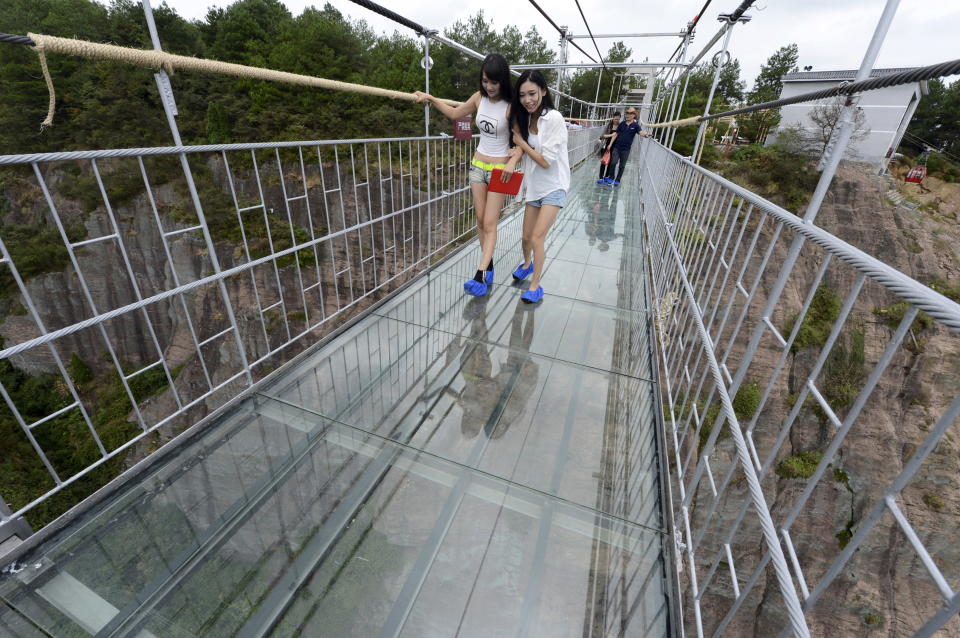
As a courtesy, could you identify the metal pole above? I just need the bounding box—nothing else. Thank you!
[556,27,569,112]
[591,69,604,120]
[691,22,735,161]
[141,0,254,385]
[423,34,432,258]
[667,31,694,149]
[423,35,431,138]
[803,0,901,221]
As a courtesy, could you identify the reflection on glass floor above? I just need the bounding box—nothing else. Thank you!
[0,163,668,637]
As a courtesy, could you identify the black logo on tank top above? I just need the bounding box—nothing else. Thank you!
[477,115,498,137]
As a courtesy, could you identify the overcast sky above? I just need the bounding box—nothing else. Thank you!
[159,0,957,92]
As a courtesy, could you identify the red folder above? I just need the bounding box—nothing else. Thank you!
[488,169,524,195]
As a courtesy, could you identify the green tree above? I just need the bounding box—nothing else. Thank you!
[739,43,799,144]
[904,78,960,157]
[568,41,632,108]
[665,60,745,156]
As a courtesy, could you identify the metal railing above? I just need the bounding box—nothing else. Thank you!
[0,127,599,536]
[639,137,960,637]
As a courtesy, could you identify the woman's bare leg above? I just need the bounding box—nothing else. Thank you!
[476,191,506,271]
[528,204,560,290]
[520,203,538,267]
[470,184,488,258]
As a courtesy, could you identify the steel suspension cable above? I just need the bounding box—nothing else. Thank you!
[573,0,606,72]
[697,58,960,123]
[343,0,429,35]
[666,0,714,68]
[527,0,598,63]
[0,32,34,46]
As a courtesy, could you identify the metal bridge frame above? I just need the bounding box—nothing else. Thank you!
[2,0,960,636]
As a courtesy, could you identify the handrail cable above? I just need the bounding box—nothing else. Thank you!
[526,0,598,63]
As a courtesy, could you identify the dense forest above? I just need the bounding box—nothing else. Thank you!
[0,0,563,153]
[1,0,955,155]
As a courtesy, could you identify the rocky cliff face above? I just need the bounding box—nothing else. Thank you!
[0,147,448,485]
[683,165,960,636]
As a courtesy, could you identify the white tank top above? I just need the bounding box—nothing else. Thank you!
[475,96,510,157]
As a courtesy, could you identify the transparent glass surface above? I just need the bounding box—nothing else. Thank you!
[0,163,668,637]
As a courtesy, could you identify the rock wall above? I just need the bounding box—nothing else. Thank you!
[678,165,960,636]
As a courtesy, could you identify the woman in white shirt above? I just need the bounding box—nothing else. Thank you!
[506,70,570,304]
[415,53,521,296]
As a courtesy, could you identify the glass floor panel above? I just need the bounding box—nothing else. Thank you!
[0,160,669,637]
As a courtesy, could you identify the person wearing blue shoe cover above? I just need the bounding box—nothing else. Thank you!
[605,106,651,186]
[596,112,620,184]
[508,70,570,305]
[416,53,522,297]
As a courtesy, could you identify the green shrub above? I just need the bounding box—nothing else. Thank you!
[698,383,761,453]
[923,492,945,511]
[775,450,823,479]
[786,284,841,353]
[927,278,960,304]
[68,354,94,385]
[872,301,933,332]
[0,223,87,296]
[718,145,819,211]
[821,330,865,413]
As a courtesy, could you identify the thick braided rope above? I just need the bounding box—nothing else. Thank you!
[32,42,57,129]
[641,115,700,129]
[28,33,460,127]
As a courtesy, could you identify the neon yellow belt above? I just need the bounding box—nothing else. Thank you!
[471,158,506,171]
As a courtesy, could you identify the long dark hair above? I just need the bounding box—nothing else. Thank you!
[509,70,555,144]
[479,53,513,101]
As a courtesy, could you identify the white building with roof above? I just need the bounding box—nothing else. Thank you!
[766,68,927,167]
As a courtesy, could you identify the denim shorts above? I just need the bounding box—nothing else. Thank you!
[468,164,494,185]
[527,189,567,208]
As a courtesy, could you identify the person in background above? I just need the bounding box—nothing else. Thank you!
[414,53,521,296]
[603,106,651,186]
[596,112,621,184]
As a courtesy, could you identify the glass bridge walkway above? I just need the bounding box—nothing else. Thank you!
[0,160,669,637]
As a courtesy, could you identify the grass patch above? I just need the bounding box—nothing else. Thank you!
[861,610,884,628]
[775,450,823,480]
[922,492,945,511]
[872,301,933,332]
[716,145,819,212]
[786,284,841,353]
[927,278,960,304]
[821,330,865,415]
[698,382,761,453]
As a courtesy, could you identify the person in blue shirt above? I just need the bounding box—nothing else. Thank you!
[601,106,651,186]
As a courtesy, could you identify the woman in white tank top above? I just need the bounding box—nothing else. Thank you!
[415,53,521,297]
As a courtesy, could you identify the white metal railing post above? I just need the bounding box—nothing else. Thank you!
[691,21,735,162]
[423,33,433,256]
[666,31,694,149]
[140,0,254,385]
